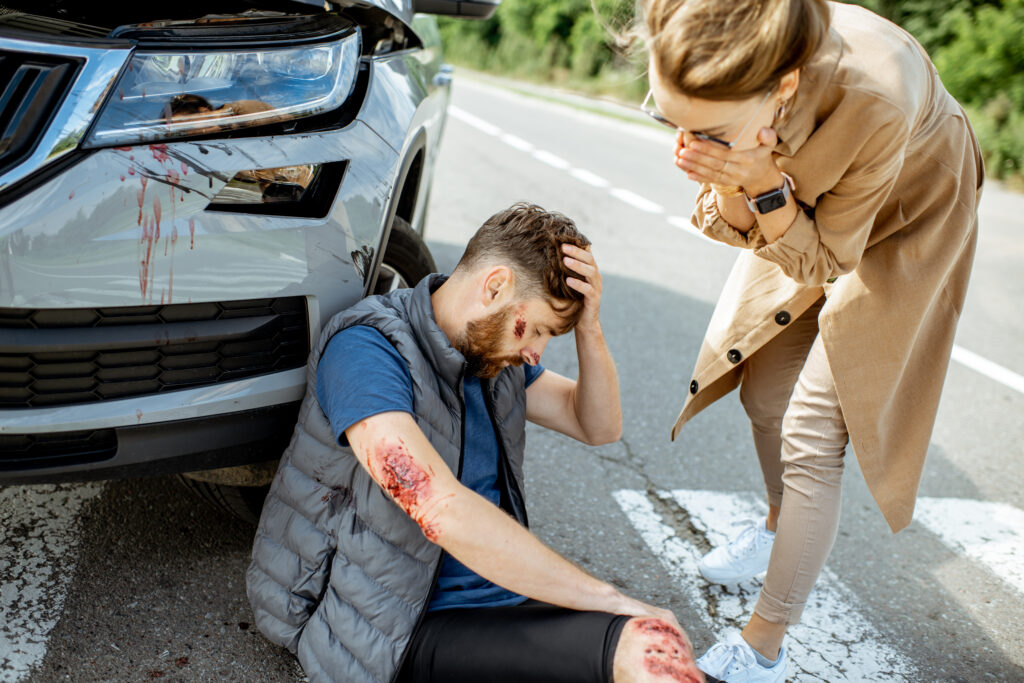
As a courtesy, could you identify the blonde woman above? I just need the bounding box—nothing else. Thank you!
[638,0,982,680]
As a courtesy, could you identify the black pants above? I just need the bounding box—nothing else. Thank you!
[396,600,630,683]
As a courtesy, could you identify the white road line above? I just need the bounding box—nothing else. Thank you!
[610,188,664,214]
[915,497,1024,596]
[0,483,104,682]
[613,488,916,682]
[448,105,501,136]
[457,77,670,144]
[499,133,533,152]
[531,149,571,170]
[951,344,1024,395]
[569,168,610,188]
[666,216,722,245]
[451,104,694,232]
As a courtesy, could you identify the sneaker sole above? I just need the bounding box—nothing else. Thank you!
[697,563,767,585]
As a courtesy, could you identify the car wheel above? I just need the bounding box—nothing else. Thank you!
[178,213,437,524]
[373,215,436,294]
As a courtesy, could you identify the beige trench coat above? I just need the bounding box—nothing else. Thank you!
[672,2,983,532]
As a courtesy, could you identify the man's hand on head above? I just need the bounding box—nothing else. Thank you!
[525,242,620,445]
[561,243,602,334]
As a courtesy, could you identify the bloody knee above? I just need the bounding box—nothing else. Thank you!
[623,617,703,682]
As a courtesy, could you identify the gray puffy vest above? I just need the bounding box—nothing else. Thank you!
[247,274,529,683]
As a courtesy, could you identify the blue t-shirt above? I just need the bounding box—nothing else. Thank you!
[316,325,544,611]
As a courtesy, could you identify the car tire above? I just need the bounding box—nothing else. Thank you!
[373,215,436,294]
[177,474,273,526]
[178,213,437,524]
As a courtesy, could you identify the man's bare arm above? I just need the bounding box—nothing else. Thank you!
[345,411,666,621]
[525,244,622,445]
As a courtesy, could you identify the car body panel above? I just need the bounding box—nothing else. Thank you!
[0,57,448,320]
[0,6,454,484]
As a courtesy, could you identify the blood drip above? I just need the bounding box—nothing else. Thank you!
[149,144,170,163]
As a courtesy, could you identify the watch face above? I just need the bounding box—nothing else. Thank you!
[755,189,788,214]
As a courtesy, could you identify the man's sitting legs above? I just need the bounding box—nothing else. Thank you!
[398,601,707,683]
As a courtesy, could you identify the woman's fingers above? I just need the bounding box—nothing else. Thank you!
[679,150,731,175]
[680,146,733,172]
[678,138,779,188]
[678,154,740,186]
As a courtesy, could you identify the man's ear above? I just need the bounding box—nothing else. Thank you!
[481,265,513,307]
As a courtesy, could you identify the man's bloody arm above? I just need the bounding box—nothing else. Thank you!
[346,411,657,618]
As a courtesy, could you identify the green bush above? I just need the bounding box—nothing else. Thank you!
[439,0,637,87]
[965,97,1024,180]
[932,0,1024,180]
[933,0,1024,108]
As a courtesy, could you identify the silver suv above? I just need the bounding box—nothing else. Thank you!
[0,0,495,520]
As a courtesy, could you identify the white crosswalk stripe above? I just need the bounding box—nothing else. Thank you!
[914,497,1024,596]
[0,484,104,683]
[613,488,918,681]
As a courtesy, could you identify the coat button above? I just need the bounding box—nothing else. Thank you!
[689,380,698,394]
[775,310,791,325]
[727,349,743,363]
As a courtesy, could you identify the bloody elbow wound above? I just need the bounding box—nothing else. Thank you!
[368,438,444,541]
[631,618,702,682]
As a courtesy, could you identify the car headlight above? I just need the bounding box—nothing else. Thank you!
[83,31,360,148]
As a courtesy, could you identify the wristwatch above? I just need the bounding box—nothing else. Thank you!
[744,174,793,214]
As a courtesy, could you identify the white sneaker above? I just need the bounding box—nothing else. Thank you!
[698,631,786,683]
[698,518,774,585]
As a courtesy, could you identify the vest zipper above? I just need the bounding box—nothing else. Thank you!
[389,365,468,683]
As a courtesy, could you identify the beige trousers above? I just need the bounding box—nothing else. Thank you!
[739,297,849,625]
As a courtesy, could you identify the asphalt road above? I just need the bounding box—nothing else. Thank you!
[3,73,1023,682]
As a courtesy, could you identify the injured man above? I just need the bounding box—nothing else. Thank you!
[247,203,708,683]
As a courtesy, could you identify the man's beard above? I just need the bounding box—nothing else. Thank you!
[455,304,524,379]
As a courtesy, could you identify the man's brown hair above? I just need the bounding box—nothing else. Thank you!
[456,203,591,332]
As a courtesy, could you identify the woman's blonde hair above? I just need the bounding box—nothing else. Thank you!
[640,0,831,100]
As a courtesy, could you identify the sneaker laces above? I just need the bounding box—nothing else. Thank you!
[725,519,766,560]
[700,636,757,676]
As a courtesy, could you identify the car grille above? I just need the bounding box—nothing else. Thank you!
[0,429,117,471]
[0,49,79,178]
[0,297,309,408]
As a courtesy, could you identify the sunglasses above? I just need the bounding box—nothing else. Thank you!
[641,89,772,149]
